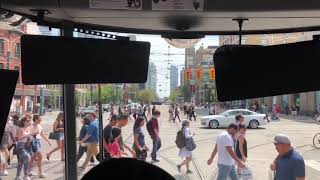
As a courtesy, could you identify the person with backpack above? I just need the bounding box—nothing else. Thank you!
[147,110,161,162]
[177,120,195,174]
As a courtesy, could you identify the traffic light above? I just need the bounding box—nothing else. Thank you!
[209,68,215,80]
[185,68,191,80]
[196,68,202,80]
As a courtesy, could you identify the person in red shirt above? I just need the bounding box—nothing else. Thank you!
[150,110,161,162]
[107,127,127,158]
[275,103,281,120]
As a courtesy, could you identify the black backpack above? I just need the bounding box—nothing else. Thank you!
[175,129,185,149]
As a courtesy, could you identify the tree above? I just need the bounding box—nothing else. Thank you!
[181,85,192,102]
[136,89,157,104]
[169,88,182,102]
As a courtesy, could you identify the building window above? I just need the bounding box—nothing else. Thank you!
[0,39,4,54]
[14,43,21,58]
[0,63,4,69]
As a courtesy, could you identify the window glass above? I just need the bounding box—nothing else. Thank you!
[14,43,21,58]
[0,39,4,54]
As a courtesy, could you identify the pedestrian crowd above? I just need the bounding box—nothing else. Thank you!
[0,104,306,180]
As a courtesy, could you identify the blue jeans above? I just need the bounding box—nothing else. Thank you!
[16,143,32,177]
[151,138,161,160]
[217,164,239,180]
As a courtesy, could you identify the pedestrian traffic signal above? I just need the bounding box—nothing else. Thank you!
[185,68,191,80]
[196,68,202,80]
[209,68,215,80]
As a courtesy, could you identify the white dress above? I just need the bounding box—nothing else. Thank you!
[178,127,193,158]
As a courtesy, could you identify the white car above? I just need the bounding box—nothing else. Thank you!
[201,109,269,129]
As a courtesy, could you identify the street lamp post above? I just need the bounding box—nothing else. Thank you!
[39,85,45,116]
[90,84,93,106]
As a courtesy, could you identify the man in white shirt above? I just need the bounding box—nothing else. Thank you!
[207,123,245,180]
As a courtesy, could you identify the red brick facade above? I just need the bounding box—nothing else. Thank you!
[0,27,38,114]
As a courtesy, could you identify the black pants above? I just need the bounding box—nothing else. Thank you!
[189,112,196,121]
[77,146,94,162]
[173,114,181,122]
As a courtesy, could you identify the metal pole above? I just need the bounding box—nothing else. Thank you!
[61,21,77,180]
[40,86,44,116]
[90,84,93,106]
[98,84,103,162]
[6,51,10,69]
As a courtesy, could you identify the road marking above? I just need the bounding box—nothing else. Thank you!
[305,160,320,172]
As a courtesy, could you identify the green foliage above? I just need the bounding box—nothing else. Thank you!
[169,88,182,102]
[136,89,157,104]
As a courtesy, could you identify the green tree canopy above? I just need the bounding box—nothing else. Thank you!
[136,89,157,104]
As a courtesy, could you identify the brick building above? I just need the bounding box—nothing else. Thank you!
[0,27,42,114]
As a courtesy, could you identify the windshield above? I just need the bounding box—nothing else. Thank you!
[2,22,319,180]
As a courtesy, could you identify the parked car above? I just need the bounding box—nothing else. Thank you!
[201,109,269,129]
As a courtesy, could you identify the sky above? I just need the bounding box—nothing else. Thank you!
[135,35,219,98]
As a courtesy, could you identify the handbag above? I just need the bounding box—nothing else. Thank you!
[185,137,197,151]
[48,132,60,140]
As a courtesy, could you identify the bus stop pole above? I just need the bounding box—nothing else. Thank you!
[61,21,78,180]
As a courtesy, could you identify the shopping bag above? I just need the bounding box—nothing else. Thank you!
[268,169,276,180]
[239,166,253,180]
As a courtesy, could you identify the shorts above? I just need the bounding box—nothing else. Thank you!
[57,132,64,141]
[31,139,41,153]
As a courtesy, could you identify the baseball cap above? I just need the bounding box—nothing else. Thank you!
[274,134,291,144]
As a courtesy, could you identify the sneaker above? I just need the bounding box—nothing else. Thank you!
[177,165,181,172]
[15,176,23,180]
[28,172,37,176]
[3,170,8,176]
[39,173,47,178]
[186,170,193,174]
[25,176,31,180]
[152,159,160,162]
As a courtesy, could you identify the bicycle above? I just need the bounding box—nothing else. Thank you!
[313,133,320,149]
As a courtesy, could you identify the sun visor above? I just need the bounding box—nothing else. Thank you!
[0,69,19,141]
[21,35,150,84]
[214,40,320,101]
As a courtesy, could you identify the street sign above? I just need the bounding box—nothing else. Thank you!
[209,68,215,80]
